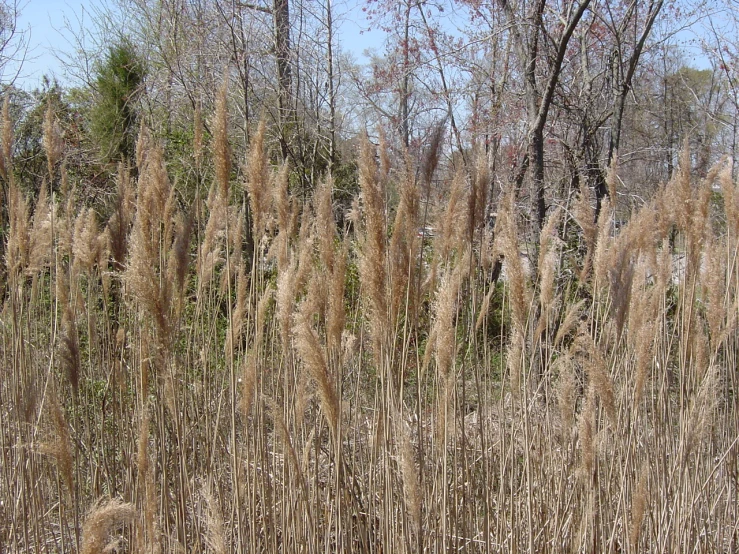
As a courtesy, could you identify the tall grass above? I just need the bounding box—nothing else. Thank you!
[1,98,738,553]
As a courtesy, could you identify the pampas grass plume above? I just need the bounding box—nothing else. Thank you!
[80,499,135,554]
[555,353,576,430]
[629,464,649,551]
[202,481,227,554]
[43,100,64,180]
[575,327,616,427]
[578,387,596,481]
[293,305,339,440]
[327,238,348,356]
[246,120,270,240]
[536,207,562,337]
[240,351,257,419]
[27,179,53,274]
[5,183,30,276]
[270,162,291,271]
[42,392,74,497]
[0,95,12,182]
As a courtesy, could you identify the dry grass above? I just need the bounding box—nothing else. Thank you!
[2,101,738,554]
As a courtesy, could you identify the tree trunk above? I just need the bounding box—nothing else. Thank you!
[326,0,336,172]
[274,0,292,161]
[530,125,546,230]
[499,0,592,239]
[400,0,411,149]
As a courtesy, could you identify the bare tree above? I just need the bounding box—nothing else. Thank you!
[1,0,31,86]
[498,0,592,234]
[703,0,739,178]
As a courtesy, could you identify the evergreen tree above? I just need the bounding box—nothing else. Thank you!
[89,40,145,163]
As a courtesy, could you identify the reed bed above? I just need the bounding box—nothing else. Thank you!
[1,99,738,553]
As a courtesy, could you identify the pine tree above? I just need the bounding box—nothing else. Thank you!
[89,40,145,163]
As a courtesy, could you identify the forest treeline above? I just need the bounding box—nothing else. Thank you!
[2,0,738,231]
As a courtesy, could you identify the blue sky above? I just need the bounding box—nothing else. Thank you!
[7,0,712,91]
[8,0,385,91]
[6,0,96,88]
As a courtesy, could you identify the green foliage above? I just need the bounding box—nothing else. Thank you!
[89,40,145,163]
[332,157,358,227]
[160,123,203,204]
[480,280,508,342]
[7,81,67,193]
